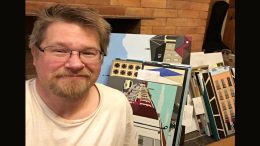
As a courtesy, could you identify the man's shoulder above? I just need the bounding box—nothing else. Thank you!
[95,83,123,95]
[26,78,35,87]
[25,78,35,84]
[25,78,35,94]
[95,83,128,102]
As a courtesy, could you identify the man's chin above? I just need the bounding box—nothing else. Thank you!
[59,78,90,88]
[50,83,90,99]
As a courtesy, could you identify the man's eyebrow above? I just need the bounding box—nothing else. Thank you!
[49,41,100,50]
[82,47,100,50]
[52,42,68,47]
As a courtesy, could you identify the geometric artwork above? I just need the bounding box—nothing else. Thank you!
[201,71,226,140]
[189,68,212,136]
[143,62,185,86]
[97,33,191,85]
[107,58,192,146]
[110,59,143,79]
[108,76,176,146]
[209,66,235,136]
[150,35,191,64]
[201,66,235,140]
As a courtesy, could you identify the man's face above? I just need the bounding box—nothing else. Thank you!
[32,21,102,99]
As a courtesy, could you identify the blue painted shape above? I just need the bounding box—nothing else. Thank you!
[148,68,182,77]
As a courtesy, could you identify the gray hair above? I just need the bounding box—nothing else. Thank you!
[29,4,111,55]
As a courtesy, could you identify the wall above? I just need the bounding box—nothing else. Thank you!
[26,0,211,52]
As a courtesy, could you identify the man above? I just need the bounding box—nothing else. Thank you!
[26,4,135,146]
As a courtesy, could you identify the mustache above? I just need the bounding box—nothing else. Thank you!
[53,70,92,78]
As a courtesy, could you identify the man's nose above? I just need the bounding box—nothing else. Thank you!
[64,51,85,71]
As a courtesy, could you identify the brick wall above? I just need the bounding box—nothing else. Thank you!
[26,0,211,52]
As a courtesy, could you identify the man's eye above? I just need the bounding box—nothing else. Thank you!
[52,49,69,53]
[82,51,96,55]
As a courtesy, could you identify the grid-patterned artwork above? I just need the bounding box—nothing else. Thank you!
[209,66,235,136]
[201,66,235,140]
[110,59,143,79]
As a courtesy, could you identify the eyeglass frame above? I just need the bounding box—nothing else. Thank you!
[35,44,105,63]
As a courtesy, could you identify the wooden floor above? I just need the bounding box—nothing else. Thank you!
[207,135,235,146]
[182,131,235,146]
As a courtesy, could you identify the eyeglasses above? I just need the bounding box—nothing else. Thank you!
[36,45,104,63]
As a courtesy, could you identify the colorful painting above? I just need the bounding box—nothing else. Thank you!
[97,33,191,85]
[107,59,192,146]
